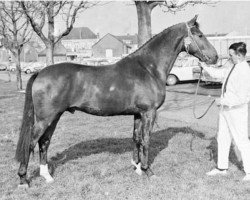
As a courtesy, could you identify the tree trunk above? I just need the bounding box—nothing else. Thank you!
[13,50,22,90]
[135,2,153,47]
[46,43,54,66]
[46,4,55,66]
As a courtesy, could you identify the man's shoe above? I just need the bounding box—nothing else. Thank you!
[242,174,250,181]
[206,168,227,176]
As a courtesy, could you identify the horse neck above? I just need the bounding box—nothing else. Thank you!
[133,23,186,82]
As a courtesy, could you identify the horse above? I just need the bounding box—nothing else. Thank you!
[15,15,218,188]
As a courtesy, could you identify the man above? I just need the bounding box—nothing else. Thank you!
[202,42,250,181]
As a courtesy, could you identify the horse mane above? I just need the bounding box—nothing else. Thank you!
[126,22,185,58]
[123,20,200,60]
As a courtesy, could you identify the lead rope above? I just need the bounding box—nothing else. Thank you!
[184,23,216,151]
[192,67,215,119]
[189,67,215,151]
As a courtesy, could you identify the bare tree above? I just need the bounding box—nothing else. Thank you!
[0,1,32,90]
[134,0,216,47]
[21,1,98,66]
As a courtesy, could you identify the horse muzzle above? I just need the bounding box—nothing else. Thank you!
[200,53,218,65]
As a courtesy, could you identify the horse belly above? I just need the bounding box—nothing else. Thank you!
[70,84,136,116]
[77,95,133,116]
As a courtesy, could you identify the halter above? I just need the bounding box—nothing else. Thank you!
[184,23,215,119]
[184,23,210,62]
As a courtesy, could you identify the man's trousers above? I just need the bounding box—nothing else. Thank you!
[217,104,250,174]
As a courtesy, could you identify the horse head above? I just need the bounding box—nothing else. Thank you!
[184,15,218,65]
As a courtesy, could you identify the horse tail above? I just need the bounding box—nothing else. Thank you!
[15,72,39,163]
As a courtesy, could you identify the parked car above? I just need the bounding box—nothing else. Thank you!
[82,58,110,66]
[9,63,16,71]
[0,63,7,71]
[23,62,45,74]
[166,57,200,86]
[8,62,30,72]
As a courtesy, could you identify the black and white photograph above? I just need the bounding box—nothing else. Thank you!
[1,0,250,199]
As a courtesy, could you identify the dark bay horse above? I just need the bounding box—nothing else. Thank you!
[15,15,218,187]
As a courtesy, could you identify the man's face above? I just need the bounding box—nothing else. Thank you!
[229,49,238,64]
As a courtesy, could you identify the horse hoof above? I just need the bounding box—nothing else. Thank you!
[41,174,54,183]
[18,183,29,189]
[131,159,137,167]
[131,159,143,176]
[143,168,154,177]
[45,177,54,183]
[135,167,143,176]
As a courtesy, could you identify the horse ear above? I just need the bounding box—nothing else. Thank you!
[187,15,198,26]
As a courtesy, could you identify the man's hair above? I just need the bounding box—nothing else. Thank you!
[229,42,247,56]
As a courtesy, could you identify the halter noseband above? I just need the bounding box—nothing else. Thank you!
[184,23,209,62]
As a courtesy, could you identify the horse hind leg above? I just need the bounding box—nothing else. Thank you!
[17,119,50,188]
[18,156,31,188]
[17,116,56,186]
[38,113,62,183]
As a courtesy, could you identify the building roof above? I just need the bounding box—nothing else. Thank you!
[62,27,97,40]
[116,34,138,45]
[205,33,228,37]
[226,31,240,36]
[92,33,131,48]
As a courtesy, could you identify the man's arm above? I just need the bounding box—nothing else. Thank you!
[201,63,228,80]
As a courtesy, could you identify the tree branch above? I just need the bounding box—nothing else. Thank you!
[20,2,48,43]
[160,0,217,13]
[55,1,94,43]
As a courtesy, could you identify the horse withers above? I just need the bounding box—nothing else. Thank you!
[15,15,218,188]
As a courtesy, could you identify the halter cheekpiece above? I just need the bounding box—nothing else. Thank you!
[184,23,209,62]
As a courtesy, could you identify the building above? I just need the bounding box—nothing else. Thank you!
[0,41,41,63]
[61,27,98,60]
[20,41,41,62]
[116,34,138,52]
[92,33,132,58]
[38,42,67,63]
[0,47,9,62]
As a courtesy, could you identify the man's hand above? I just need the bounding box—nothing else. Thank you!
[216,98,230,109]
[215,98,221,106]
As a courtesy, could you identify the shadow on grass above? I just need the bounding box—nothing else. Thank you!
[29,126,206,180]
[45,127,205,174]
[206,138,243,171]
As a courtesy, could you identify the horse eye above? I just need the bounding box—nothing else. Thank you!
[198,34,203,38]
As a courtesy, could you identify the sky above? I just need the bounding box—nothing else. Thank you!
[57,1,250,37]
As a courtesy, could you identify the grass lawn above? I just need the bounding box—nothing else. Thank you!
[1,79,250,200]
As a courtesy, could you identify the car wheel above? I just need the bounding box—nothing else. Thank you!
[25,69,31,74]
[166,74,178,86]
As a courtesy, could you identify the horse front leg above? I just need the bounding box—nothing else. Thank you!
[140,110,156,177]
[131,114,143,175]
[38,135,54,183]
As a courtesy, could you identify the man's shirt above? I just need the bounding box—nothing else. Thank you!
[203,61,250,108]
